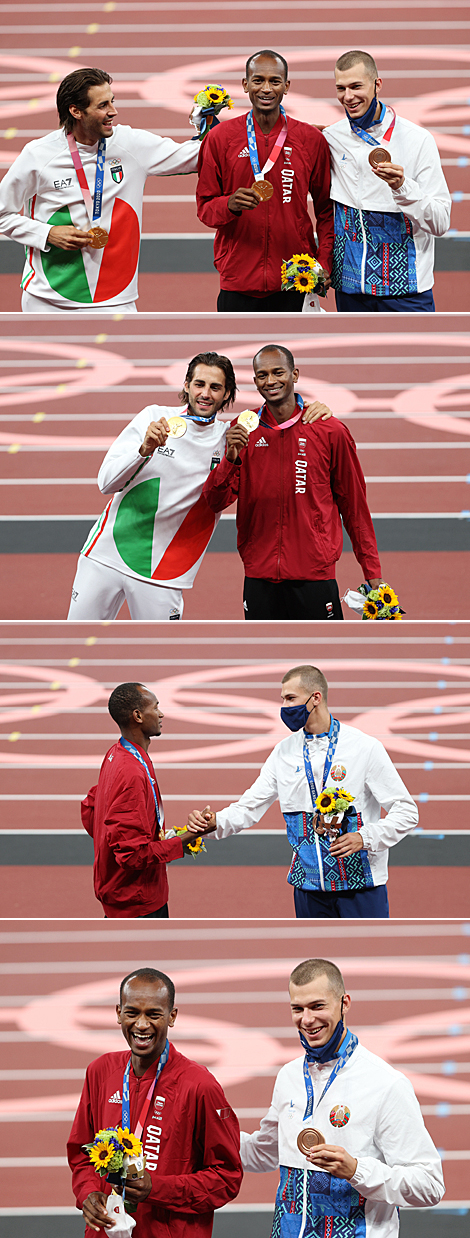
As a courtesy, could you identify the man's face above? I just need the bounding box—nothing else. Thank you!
[281,677,313,710]
[253,349,299,405]
[334,63,381,119]
[71,83,118,140]
[117,978,177,1066]
[135,687,164,738]
[242,55,290,114]
[289,974,350,1047]
[184,364,228,420]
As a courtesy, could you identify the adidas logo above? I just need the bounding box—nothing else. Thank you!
[108,1090,121,1103]
[254,436,269,447]
[238,146,250,157]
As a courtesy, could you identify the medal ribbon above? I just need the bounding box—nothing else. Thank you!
[302,716,340,810]
[119,737,163,829]
[67,133,107,225]
[302,1029,358,1119]
[258,393,305,431]
[246,104,288,182]
[348,105,396,151]
[122,1038,170,1137]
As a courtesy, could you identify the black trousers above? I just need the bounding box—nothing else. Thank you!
[217,288,304,313]
[294,886,389,918]
[243,577,343,620]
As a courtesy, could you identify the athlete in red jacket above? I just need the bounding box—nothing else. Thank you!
[202,345,383,619]
[68,967,243,1238]
[196,50,333,311]
[81,682,210,917]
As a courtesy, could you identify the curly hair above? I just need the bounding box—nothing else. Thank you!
[178,352,237,408]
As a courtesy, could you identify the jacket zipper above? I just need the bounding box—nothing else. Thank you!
[263,132,269,292]
[276,429,284,579]
[314,833,325,891]
[358,206,367,294]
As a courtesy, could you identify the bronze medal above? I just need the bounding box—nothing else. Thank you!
[368,147,391,168]
[297,1128,325,1154]
[252,179,274,201]
[167,415,187,438]
[237,409,260,433]
[87,226,109,249]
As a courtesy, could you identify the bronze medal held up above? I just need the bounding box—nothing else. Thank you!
[368,148,391,168]
[297,1128,325,1154]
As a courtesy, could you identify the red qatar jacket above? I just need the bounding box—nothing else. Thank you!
[81,740,183,918]
[196,111,333,294]
[67,1044,243,1238]
[202,406,381,581]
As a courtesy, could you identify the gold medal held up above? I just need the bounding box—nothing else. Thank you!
[252,179,274,201]
[237,409,260,433]
[167,415,187,438]
[87,226,109,249]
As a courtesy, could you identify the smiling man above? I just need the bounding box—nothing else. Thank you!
[238,958,444,1238]
[0,66,200,311]
[81,682,211,918]
[196,50,333,311]
[324,50,451,311]
[67,967,242,1237]
[202,344,382,619]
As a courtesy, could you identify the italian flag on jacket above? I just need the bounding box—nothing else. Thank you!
[82,406,227,588]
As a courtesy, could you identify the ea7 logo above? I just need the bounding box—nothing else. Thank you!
[53,178,72,189]
[157,446,175,457]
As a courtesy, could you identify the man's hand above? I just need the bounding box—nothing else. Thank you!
[225,423,249,462]
[372,161,405,191]
[301,401,333,424]
[82,1190,114,1232]
[47,225,92,250]
[329,831,364,858]
[305,1143,358,1180]
[228,187,260,214]
[139,418,171,456]
[118,1169,153,1206]
[367,578,385,590]
[319,273,332,292]
[186,805,217,834]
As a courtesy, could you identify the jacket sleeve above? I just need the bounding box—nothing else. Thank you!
[202,447,241,512]
[81,787,97,837]
[357,739,419,852]
[350,1074,445,1207]
[240,1094,280,1172]
[329,422,382,578]
[134,128,199,176]
[148,1077,243,1212]
[105,779,184,869]
[215,748,280,839]
[0,145,51,250]
[390,130,451,237]
[67,1069,107,1210]
[196,131,237,228]
[97,409,156,494]
[307,132,334,273]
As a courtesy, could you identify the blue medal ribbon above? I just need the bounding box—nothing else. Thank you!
[302,716,340,809]
[93,138,107,221]
[346,102,396,151]
[121,1038,170,1131]
[302,1028,358,1119]
[119,737,160,827]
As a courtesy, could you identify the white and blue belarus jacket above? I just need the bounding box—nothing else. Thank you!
[214,723,418,891]
[241,1043,445,1238]
[324,109,451,297]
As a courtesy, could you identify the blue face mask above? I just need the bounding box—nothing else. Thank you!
[346,88,383,131]
[280,694,314,732]
[299,999,346,1062]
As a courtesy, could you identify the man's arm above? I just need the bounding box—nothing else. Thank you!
[201,422,248,512]
[375,130,451,237]
[147,1077,243,1212]
[67,1069,113,1231]
[329,421,382,581]
[240,1104,280,1173]
[214,749,280,839]
[349,1074,444,1207]
[358,739,419,852]
[0,146,52,250]
[196,131,255,228]
[134,129,199,177]
[307,131,334,275]
[97,409,164,494]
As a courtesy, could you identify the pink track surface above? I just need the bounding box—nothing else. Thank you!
[0,918,468,1211]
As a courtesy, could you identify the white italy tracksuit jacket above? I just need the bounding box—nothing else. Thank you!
[241,1043,444,1238]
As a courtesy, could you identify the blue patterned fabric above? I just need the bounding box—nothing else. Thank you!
[272,1166,367,1238]
[284,810,374,892]
[332,203,417,297]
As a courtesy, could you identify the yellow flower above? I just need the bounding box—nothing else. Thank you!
[187,836,204,853]
[281,262,288,285]
[207,85,225,103]
[378,584,398,608]
[363,600,378,619]
[89,1142,114,1171]
[297,253,314,265]
[316,790,336,814]
[116,1129,142,1158]
[294,272,316,292]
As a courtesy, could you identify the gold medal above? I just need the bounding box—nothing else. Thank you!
[167,415,187,438]
[87,226,109,249]
[252,179,274,201]
[368,148,391,168]
[237,409,260,433]
[297,1128,325,1154]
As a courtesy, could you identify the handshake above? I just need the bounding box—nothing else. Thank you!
[186,805,217,838]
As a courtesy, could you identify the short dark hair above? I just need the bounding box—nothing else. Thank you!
[335,50,378,80]
[119,968,175,1010]
[56,68,112,133]
[178,352,237,408]
[290,958,345,998]
[253,344,295,372]
[108,682,147,729]
[282,665,329,703]
[245,50,289,81]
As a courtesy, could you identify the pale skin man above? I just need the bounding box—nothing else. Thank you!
[48,82,118,252]
[334,60,404,191]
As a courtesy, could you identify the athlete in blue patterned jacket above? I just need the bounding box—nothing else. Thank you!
[323,50,451,312]
[240,958,444,1238]
[187,664,418,918]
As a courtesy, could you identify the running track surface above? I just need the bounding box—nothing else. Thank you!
[0,313,469,619]
[0,919,468,1222]
[0,619,469,916]
[0,0,469,310]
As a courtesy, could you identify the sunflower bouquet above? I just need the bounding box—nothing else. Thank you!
[314,787,355,841]
[281,253,328,297]
[83,1127,145,1212]
[357,582,404,621]
[191,84,233,140]
[171,827,208,857]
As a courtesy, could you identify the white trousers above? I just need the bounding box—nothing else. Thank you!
[67,555,184,620]
[21,291,137,313]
